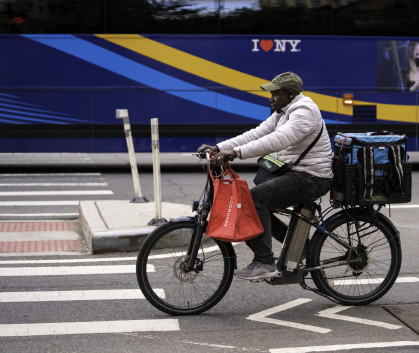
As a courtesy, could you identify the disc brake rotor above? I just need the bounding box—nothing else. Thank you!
[173,257,200,282]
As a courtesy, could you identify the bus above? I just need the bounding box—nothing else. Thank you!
[1,34,418,152]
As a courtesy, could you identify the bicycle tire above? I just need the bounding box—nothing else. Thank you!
[308,210,401,305]
[136,220,235,315]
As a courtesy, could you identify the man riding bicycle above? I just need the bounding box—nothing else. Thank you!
[198,71,333,280]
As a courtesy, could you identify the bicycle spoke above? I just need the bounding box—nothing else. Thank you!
[309,211,401,305]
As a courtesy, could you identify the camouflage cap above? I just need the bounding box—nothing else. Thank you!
[260,72,303,93]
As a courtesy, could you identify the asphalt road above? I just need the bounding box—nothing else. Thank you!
[0,167,418,352]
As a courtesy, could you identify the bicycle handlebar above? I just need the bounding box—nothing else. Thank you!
[194,150,235,163]
[194,150,212,161]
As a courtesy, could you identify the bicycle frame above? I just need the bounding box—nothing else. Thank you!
[190,153,361,277]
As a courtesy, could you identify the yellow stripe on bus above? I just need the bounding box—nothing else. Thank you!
[96,34,267,94]
[96,34,418,123]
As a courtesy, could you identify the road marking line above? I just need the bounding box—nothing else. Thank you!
[270,341,419,353]
[0,201,80,206]
[0,183,108,186]
[0,319,180,336]
[0,264,154,276]
[388,205,419,208]
[0,257,138,264]
[317,305,401,329]
[247,298,331,334]
[0,173,102,177]
[0,190,113,196]
[0,289,165,302]
[0,245,227,264]
[334,277,419,285]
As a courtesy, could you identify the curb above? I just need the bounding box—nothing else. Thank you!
[78,200,194,254]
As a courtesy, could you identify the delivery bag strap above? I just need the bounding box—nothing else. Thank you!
[292,124,324,168]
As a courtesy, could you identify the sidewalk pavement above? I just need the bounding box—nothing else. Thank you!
[1,152,419,254]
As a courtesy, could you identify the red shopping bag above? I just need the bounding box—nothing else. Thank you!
[206,163,264,242]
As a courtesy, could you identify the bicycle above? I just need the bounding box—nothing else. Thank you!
[136,151,402,315]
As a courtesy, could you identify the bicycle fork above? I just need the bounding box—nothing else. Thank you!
[185,212,207,271]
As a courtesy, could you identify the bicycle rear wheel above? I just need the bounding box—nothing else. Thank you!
[309,211,401,305]
[136,220,235,315]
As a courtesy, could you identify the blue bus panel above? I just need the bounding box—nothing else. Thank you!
[1,34,418,152]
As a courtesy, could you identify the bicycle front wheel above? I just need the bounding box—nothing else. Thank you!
[136,220,235,315]
[309,211,401,305]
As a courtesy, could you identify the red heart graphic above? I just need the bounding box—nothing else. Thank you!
[260,39,273,52]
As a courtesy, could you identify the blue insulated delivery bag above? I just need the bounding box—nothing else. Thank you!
[331,132,412,206]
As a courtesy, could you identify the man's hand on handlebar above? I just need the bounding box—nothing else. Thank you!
[212,150,237,165]
[197,144,219,153]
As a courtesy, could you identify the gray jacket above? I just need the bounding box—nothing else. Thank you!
[217,93,333,179]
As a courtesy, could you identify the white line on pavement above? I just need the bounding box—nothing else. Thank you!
[0,257,138,264]
[270,341,419,353]
[0,245,225,263]
[0,288,165,302]
[0,201,80,206]
[0,183,108,186]
[0,319,180,337]
[0,264,154,276]
[0,190,113,196]
[334,277,419,285]
[247,298,331,334]
[316,305,401,329]
[0,173,102,177]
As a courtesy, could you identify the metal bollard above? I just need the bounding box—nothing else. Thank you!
[148,118,167,226]
[115,109,148,203]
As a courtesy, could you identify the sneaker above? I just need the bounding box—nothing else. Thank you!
[235,260,278,280]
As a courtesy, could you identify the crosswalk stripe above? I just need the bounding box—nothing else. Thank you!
[270,341,419,353]
[0,183,108,186]
[0,245,222,263]
[0,201,80,206]
[0,172,111,219]
[0,319,180,336]
[0,288,165,302]
[0,173,102,177]
[0,257,137,264]
[334,277,419,285]
[0,264,154,276]
[0,190,113,196]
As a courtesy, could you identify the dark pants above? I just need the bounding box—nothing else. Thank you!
[247,171,333,264]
